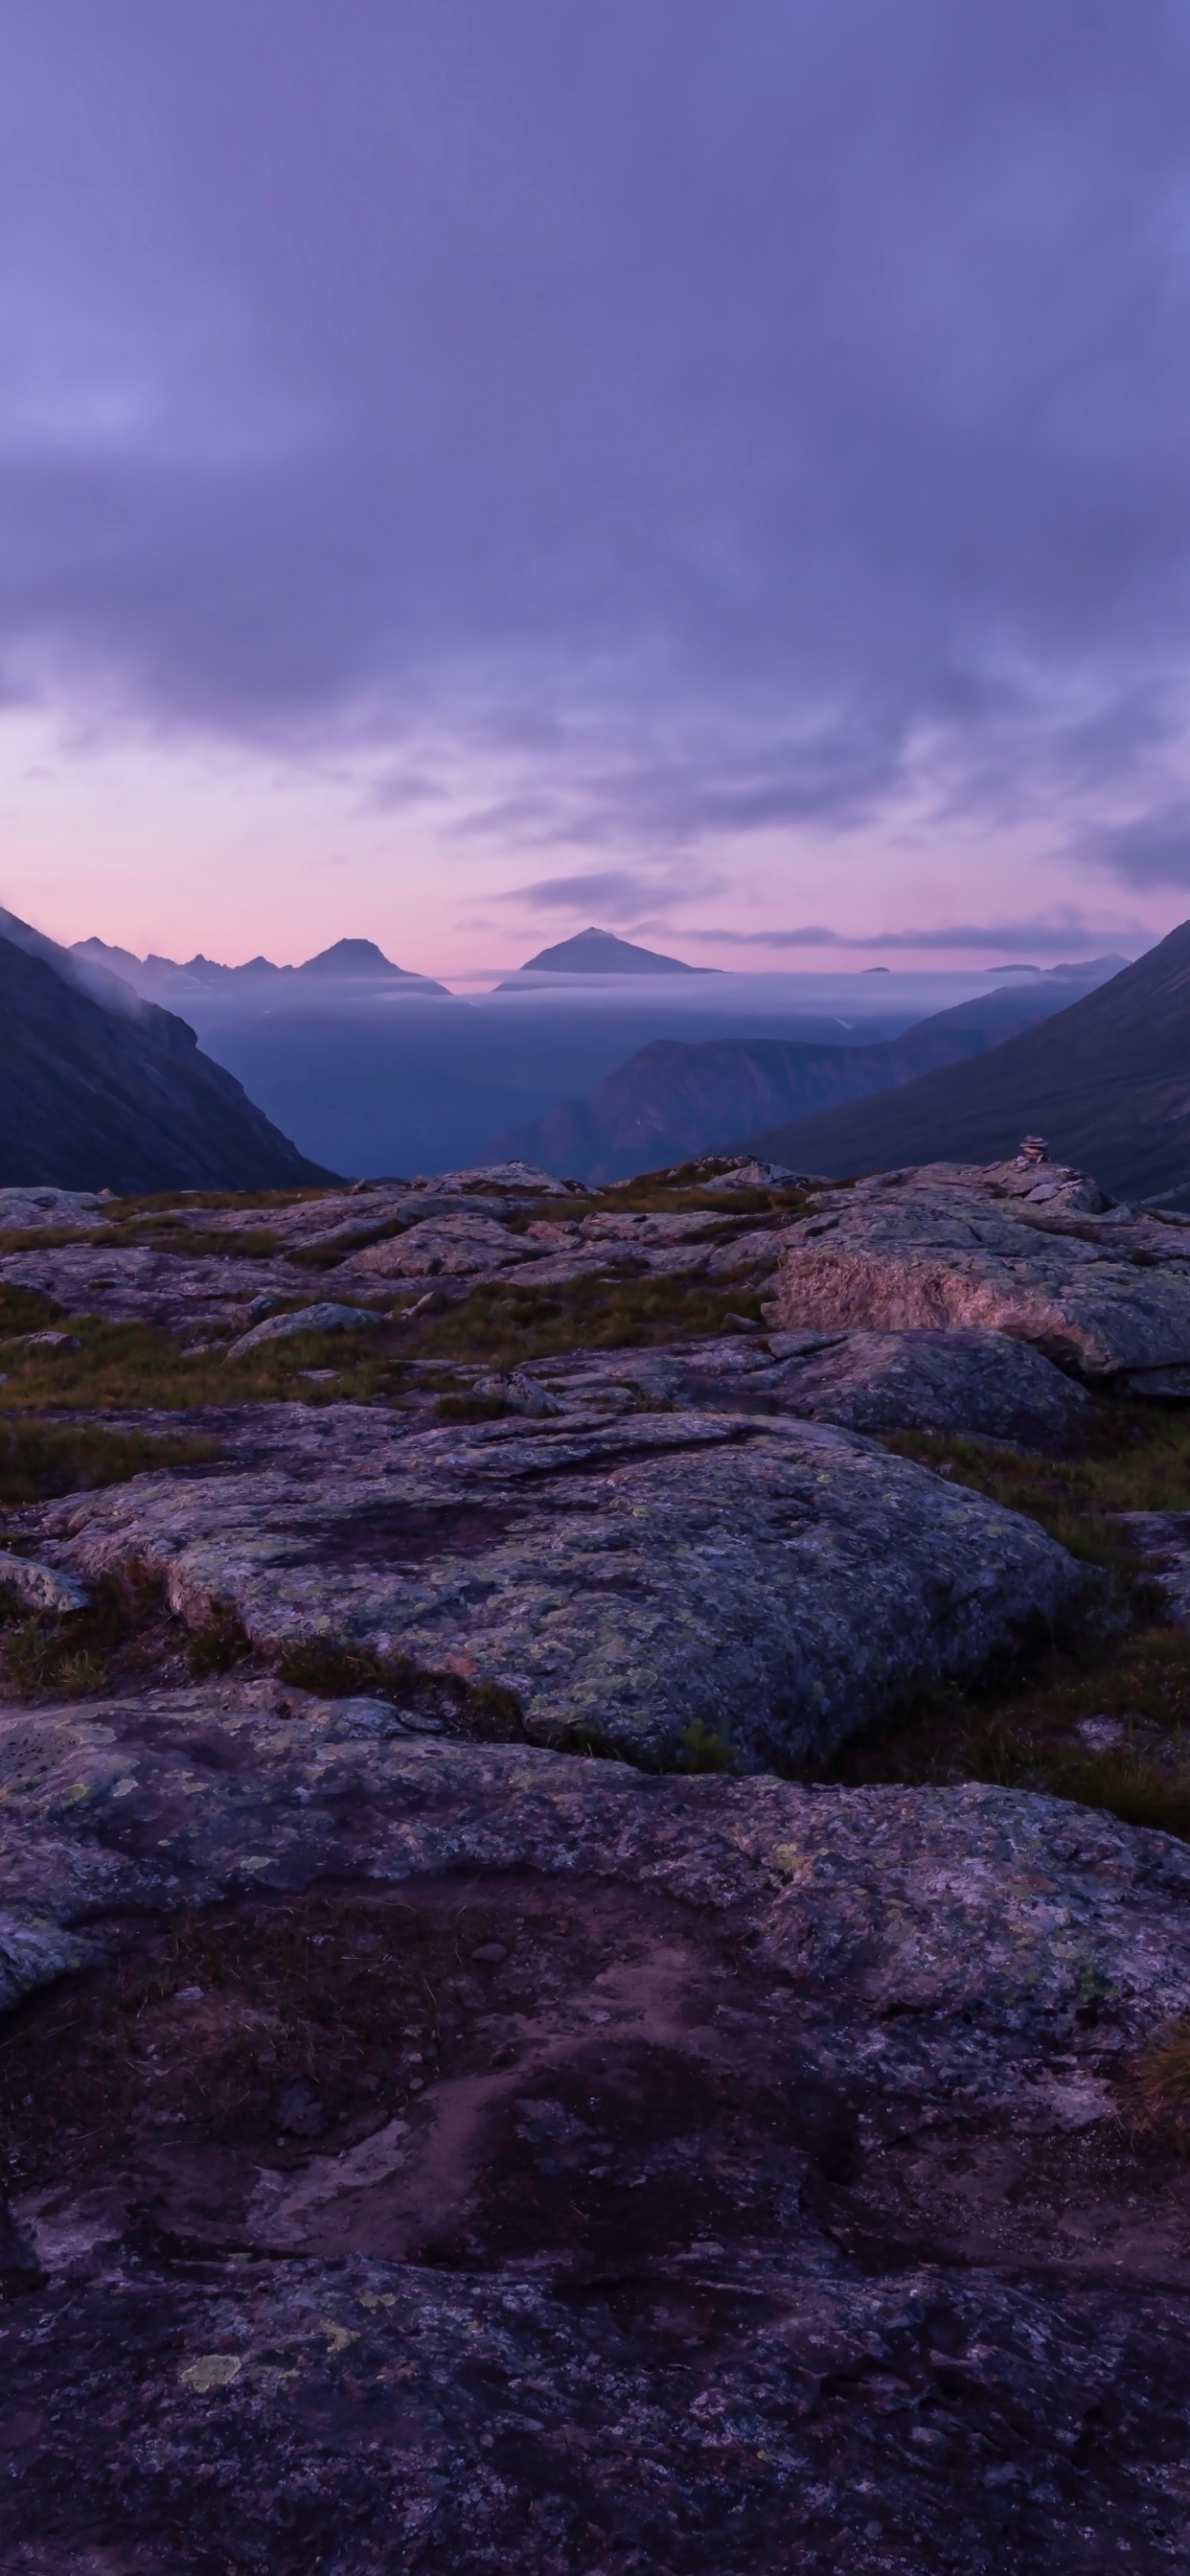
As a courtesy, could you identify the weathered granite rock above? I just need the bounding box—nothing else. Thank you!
[0,1184,103,1231]
[351,1212,545,1278]
[21,1404,1097,1770]
[0,1184,782,1332]
[2,1694,1190,2568]
[772,1159,1190,1380]
[535,1324,1092,1448]
[0,1550,90,1614]
[223,1299,384,1360]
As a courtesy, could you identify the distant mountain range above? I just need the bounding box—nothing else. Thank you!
[491,962,1123,1184]
[741,925,1190,1202]
[0,910,333,1192]
[73,934,449,1001]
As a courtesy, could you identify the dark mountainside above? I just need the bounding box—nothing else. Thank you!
[0,927,333,1192]
[493,971,1115,1183]
[741,920,1190,1201]
[518,926,708,974]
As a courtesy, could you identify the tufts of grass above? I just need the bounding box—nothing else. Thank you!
[274,1636,527,1741]
[878,1424,1149,1583]
[0,1286,64,1337]
[822,1618,1190,1839]
[0,1566,175,1703]
[102,1186,326,1219]
[1128,2021,1190,2150]
[186,1605,254,1679]
[0,1312,402,1413]
[98,1224,286,1259]
[675,1718,738,1774]
[399,1274,768,1369]
[0,1418,221,1506]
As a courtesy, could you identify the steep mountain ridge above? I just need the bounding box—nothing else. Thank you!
[741,919,1190,1200]
[0,923,333,1191]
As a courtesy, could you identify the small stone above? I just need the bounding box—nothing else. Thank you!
[225,1302,383,1362]
[1074,1716,1128,1751]
[272,2079,325,2139]
[471,1944,509,1965]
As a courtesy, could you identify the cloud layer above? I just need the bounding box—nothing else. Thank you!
[2,1,1189,958]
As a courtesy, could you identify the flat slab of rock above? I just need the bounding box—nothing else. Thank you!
[537,1324,1092,1449]
[23,1404,1095,1769]
[772,1160,1190,1380]
[3,1694,1190,2567]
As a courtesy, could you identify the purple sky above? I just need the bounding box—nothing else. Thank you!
[2,0,1188,971]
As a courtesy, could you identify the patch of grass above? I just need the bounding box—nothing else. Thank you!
[0,1418,221,1506]
[98,1225,286,1259]
[822,1618,1190,1839]
[274,1637,527,1741]
[675,1718,738,1774]
[0,1313,404,1413]
[0,1227,99,1253]
[399,1274,768,1369]
[878,1427,1144,1581]
[0,1567,176,1703]
[103,1186,326,1218]
[0,1286,63,1338]
[434,1391,512,1422]
[186,1605,254,1678]
[1128,2021,1190,2150]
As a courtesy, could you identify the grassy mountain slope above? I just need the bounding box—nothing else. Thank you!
[742,924,1190,1200]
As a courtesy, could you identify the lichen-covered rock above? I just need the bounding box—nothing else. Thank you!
[0,1184,103,1230]
[223,1299,384,1359]
[0,1549,90,1614]
[773,1160,1190,1379]
[22,1403,1097,1770]
[536,1324,1091,1448]
[3,1696,1190,2569]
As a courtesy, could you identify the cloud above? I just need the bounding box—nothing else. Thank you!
[1080,804,1190,887]
[3,0,1190,897]
[684,913,1145,954]
[492,867,721,916]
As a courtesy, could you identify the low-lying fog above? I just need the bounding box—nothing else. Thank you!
[103,962,1117,1179]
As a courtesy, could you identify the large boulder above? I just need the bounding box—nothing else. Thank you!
[533,1325,1093,1450]
[771,1159,1190,1384]
[24,1401,1096,1772]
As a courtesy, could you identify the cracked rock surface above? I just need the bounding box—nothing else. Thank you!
[1,1152,1187,2570]
[3,1694,1190,2569]
[17,1400,1092,1770]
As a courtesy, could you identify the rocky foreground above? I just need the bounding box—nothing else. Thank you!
[4,1152,1190,2569]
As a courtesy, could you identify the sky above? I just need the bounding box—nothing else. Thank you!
[2,0,1189,975]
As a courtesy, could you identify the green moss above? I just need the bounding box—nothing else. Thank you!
[675,1718,737,1774]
